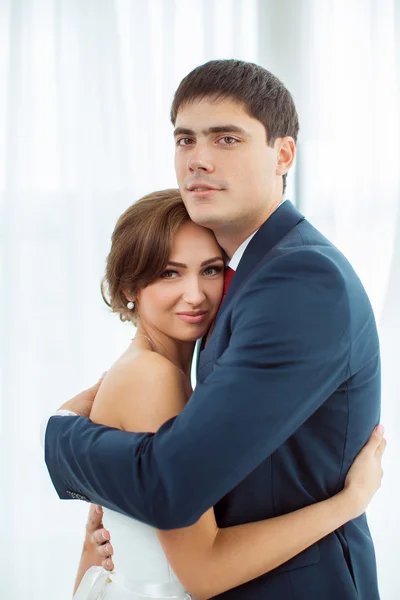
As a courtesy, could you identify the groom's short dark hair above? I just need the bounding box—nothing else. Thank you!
[170,59,299,194]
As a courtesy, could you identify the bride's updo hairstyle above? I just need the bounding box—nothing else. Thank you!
[101,189,190,323]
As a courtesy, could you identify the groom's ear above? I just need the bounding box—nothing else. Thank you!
[275,136,296,176]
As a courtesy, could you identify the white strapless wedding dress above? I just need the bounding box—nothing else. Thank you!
[74,508,192,599]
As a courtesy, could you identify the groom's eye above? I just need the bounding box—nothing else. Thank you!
[176,137,194,147]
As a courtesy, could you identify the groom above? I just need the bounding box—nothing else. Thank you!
[45,60,381,599]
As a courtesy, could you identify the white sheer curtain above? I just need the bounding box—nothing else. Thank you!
[1,0,399,598]
[0,1,258,598]
[258,1,400,598]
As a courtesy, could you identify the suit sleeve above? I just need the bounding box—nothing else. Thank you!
[45,249,350,529]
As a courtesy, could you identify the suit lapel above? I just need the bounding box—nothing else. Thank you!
[216,201,305,321]
[197,201,304,378]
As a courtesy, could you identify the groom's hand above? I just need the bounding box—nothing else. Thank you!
[57,373,106,418]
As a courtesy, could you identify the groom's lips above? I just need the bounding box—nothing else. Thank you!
[186,181,223,199]
[176,311,208,324]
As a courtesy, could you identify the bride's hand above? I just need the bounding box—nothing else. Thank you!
[57,373,107,417]
[343,425,386,519]
[88,505,115,571]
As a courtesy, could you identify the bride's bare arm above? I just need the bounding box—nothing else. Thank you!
[90,354,385,600]
[158,458,381,600]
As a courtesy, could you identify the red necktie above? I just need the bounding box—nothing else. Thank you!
[222,267,235,303]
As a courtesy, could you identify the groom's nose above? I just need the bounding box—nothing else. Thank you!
[187,144,214,174]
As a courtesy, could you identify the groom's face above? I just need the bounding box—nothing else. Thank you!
[174,97,286,249]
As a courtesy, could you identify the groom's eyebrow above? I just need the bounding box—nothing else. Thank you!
[173,125,246,137]
[167,257,224,268]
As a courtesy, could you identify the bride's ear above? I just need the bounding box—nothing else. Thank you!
[122,289,135,303]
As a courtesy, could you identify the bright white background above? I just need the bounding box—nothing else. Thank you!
[0,1,399,598]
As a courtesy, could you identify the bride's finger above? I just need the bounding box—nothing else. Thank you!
[96,542,114,559]
[92,527,110,547]
[375,437,387,458]
[86,504,103,534]
[102,557,114,571]
[361,425,385,457]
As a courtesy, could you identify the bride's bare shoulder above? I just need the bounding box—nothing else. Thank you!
[91,349,187,432]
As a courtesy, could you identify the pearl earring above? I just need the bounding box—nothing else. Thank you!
[127,301,135,310]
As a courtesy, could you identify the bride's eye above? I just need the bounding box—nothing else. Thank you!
[203,265,223,276]
[161,270,179,279]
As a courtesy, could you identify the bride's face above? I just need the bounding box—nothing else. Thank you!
[135,221,224,342]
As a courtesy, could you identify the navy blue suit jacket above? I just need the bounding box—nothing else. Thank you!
[45,201,381,599]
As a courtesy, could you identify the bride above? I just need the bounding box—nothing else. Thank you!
[72,189,385,600]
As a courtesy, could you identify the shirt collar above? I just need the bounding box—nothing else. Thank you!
[228,231,258,271]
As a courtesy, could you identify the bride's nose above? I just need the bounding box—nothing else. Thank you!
[181,276,206,305]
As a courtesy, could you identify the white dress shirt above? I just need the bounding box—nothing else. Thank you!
[228,230,258,271]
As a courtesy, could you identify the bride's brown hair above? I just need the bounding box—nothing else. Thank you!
[101,189,190,323]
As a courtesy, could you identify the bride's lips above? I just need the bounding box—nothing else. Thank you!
[176,311,208,324]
